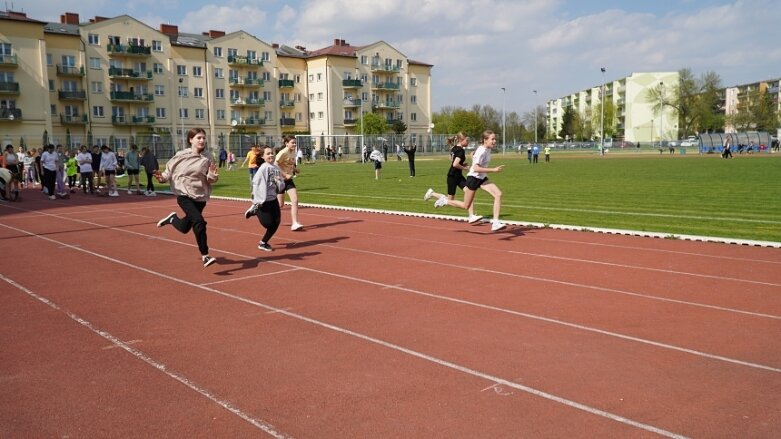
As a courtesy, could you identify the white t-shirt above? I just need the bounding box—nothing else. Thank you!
[41,150,58,171]
[76,151,93,173]
[468,146,490,179]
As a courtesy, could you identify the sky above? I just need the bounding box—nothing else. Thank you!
[13,0,781,116]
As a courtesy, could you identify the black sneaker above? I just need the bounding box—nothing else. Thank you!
[257,242,273,252]
[202,255,217,267]
[157,212,176,227]
[244,204,257,219]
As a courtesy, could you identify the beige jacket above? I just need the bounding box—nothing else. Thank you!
[160,149,218,201]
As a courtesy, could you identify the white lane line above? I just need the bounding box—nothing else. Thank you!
[201,268,301,286]
[3,211,780,370]
[0,235,688,439]
[0,273,292,439]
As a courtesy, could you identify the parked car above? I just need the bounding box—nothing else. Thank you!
[680,136,699,147]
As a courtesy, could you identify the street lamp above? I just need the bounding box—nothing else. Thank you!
[179,77,185,149]
[600,67,606,154]
[659,81,664,149]
[533,90,538,144]
[360,93,365,163]
[501,87,506,154]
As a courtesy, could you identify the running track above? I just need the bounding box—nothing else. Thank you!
[1,192,779,438]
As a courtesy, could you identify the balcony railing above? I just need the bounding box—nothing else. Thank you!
[371,82,400,90]
[372,101,401,110]
[112,115,155,125]
[0,81,21,94]
[279,118,295,126]
[58,90,87,100]
[343,119,357,125]
[279,99,295,108]
[227,55,262,67]
[230,98,264,107]
[0,54,18,66]
[0,108,22,121]
[108,67,152,80]
[60,114,88,125]
[278,79,295,88]
[342,79,363,88]
[107,43,152,57]
[370,63,401,73]
[56,65,85,76]
[110,91,154,102]
[236,118,264,127]
[343,98,362,107]
[228,77,264,87]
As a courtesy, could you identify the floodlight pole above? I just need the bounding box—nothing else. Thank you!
[600,67,606,154]
[533,90,538,144]
[501,87,506,154]
[659,81,664,149]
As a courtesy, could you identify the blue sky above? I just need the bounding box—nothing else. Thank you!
[17,0,781,116]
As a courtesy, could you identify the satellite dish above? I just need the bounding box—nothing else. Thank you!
[231,119,238,127]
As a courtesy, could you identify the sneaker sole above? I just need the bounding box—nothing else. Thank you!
[203,258,216,267]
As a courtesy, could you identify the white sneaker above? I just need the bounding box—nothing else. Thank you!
[467,214,483,224]
[108,191,119,197]
[202,255,217,267]
[434,196,448,208]
[146,191,157,197]
[127,189,133,195]
[157,212,176,227]
[423,188,434,201]
[491,221,507,232]
[291,222,304,231]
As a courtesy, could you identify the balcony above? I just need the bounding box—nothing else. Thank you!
[236,118,264,127]
[279,99,295,108]
[279,118,295,126]
[108,67,152,81]
[0,81,21,94]
[228,77,264,87]
[228,55,262,67]
[0,54,18,67]
[342,79,362,88]
[230,98,264,107]
[58,90,87,101]
[110,91,154,103]
[343,119,357,126]
[370,63,400,73]
[107,43,152,57]
[0,108,22,121]
[60,114,88,125]
[278,79,295,88]
[343,98,362,107]
[371,82,400,91]
[372,101,401,110]
[56,65,84,76]
[112,115,155,126]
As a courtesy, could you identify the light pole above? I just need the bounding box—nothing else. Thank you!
[501,87,506,154]
[659,81,664,149]
[179,77,184,149]
[600,67,606,154]
[533,90,538,144]
[360,93,365,163]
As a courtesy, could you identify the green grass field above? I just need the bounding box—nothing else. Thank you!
[204,150,781,243]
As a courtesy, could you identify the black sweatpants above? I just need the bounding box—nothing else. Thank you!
[173,195,209,256]
[256,200,281,244]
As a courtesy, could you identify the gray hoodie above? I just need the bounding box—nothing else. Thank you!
[159,148,217,201]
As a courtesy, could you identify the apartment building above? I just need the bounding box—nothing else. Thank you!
[0,10,432,154]
[545,72,679,145]
[723,78,781,133]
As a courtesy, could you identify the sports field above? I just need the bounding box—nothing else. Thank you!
[215,150,781,244]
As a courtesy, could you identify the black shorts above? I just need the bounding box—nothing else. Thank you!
[374,160,382,170]
[446,173,467,196]
[104,170,116,176]
[5,164,21,181]
[465,176,487,191]
[282,178,296,192]
[126,168,140,175]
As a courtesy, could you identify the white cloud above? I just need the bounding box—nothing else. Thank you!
[179,5,267,34]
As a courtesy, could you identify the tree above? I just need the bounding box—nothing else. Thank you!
[355,112,387,135]
[695,71,724,133]
[592,99,616,140]
[576,108,594,141]
[451,109,484,139]
[391,119,407,135]
[559,105,576,140]
[730,87,779,131]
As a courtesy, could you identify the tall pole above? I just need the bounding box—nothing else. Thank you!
[533,90,538,144]
[179,77,184,149]
[501,87,506,154]
[600,67,606,154]
[659,82,664,149]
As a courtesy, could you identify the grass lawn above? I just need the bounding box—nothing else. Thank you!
[200,150,781,243]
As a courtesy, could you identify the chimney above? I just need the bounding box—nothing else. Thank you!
[91,16,108,23]
[160,24,179,36]
[208,30,225,38]
[60,12,79,25]
[333,38,340,46]
[8,11,28,19]
[272,43,279,49]
[341,39,347,46]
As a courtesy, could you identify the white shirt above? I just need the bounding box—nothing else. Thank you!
[41,150,58,171]
[76,151,93,173]
[468,146,490,179]
[100,151,117,171]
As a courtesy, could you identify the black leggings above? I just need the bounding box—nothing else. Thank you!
[43,168,56,196]
[80,172,94,193]
[145,171,155,192]
[173,196,209,255]
[256,200,281,244]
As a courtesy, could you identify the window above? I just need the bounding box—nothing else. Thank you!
[215,89,224,99]
[195,109,205,119]
[262,71,271,81]
[153,63,164,74]
[227,48,237,58]
[263,91,272,101]
[216,109,225,120]
[411,113,417,121]
[214,47,222,57]
[88,33,99,45]
[154,85,165,96]
[410,77,417,87]
[228,69,238,80]
[179,108,189,118]
[396,59,403,69]
[360,74,368,83]
[309,93,314,101]
[48,80,54,91]
[177,65,187,75]
[360,55,368,65]
[247,50,256,60]
[50,104,57,115]
[193,87,204,98]
[308,74,314,82]
[261,51,270,61]
[317,73,322,81]
[152,40,162,51]
[214,68,223,78]
[45,53,52,65]
[318,111,324,119]
[64,105,78,117]
[317,92,323,101]
[62,80,78,92]
[296,112,303,121]
[192,66,202,77]
[178,86,188,97]
[230,90,239,101]
[411,95,417,104]
[156,107,166,118]
[89,57,101,69]
[92,106,104,118]
[91,81,103,93]
[310,112,315,119]
[60,55,76,68]
[264,111,272,121]
[294,74,301,83]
